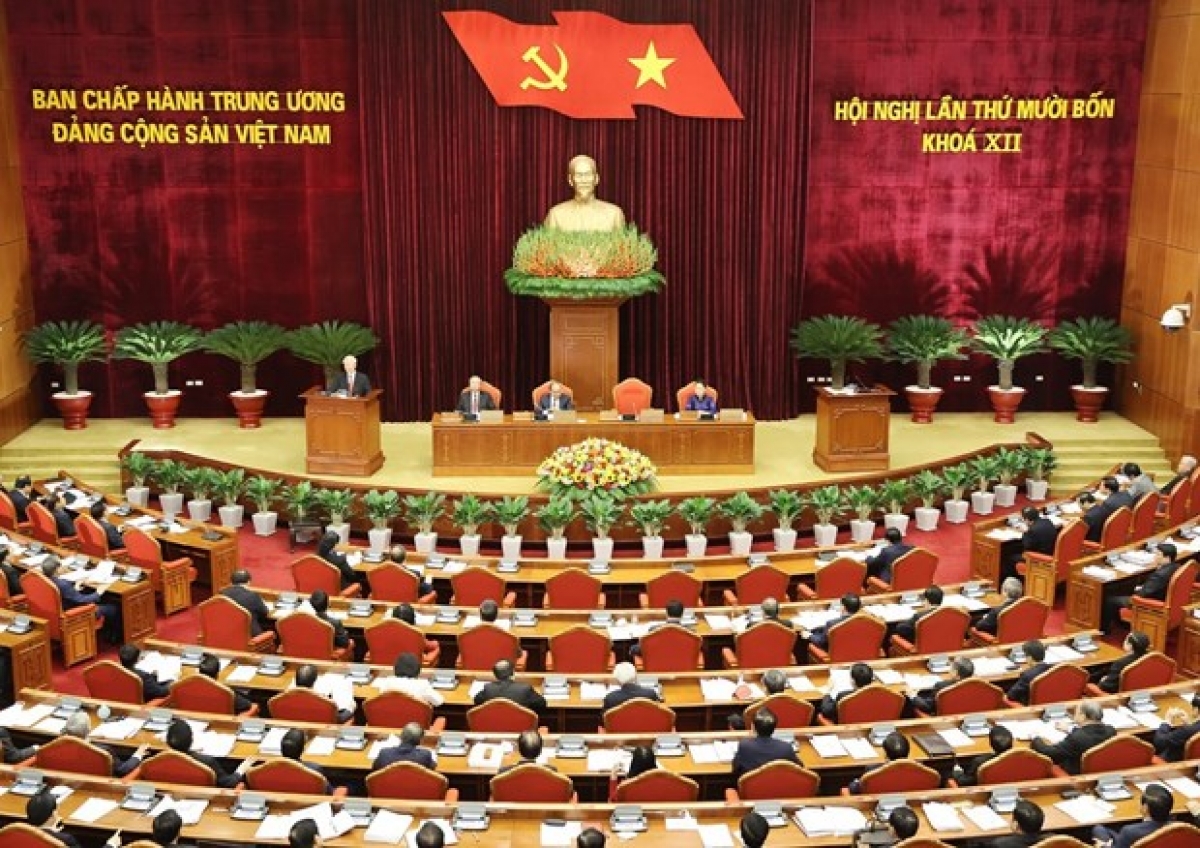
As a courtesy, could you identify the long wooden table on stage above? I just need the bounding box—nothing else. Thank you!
[430,413,756,476]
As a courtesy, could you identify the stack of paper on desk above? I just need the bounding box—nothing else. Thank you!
[585,748,632,773]
[150,796,209,826]
[924,802,965,832]
[579,682,618,701]
[540,821,583,847]
[972,657,1016,677]
[363,810,415,844]
[942,594,988,611]
[810,735,848,758]
[793,807,868,836]
[1083,565,1117,581]
[788,675,816,692]
[1055,795,1114,824]
[841,737,877,760]
[90,716,145,741]
[688,740,738,764]
[466,741,510,770]
[963,804,1007,831]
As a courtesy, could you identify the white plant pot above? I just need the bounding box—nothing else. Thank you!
[459,533,481,557]
[413,531,437,555]
[812,523,839,547]
[369,527,393,555]
[914,506,941,532]
[641,535,665,559]
[994,484,1018,508]
[251,511,277,536]
[158,492,184,517]
[773,528,797,553]
[219,504,244,528]
[944,499,970,524]
[850,519,876,543]
[126,486,150,508]
[546,537,568,559]
[327,522,350,546]
[1026,479,1050,501]
[883,513,910,536]
[728,530,753,557]
[501,535,523,561]
[685,534,708,558]
[187,499,212,522]
[592,537,614,562]
[971,491,996,515]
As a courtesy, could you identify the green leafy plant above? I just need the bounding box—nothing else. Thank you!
[968,454,1001,493]
[677,496,717,537]
[183,466,219,502]
[579,492,623,539]
[203,321,289,393]
[1048,317,1134,389]
[278,480,318,520]
[152,459,189,494]
[790,315,885,391]
[363,489,402,530]
[1023,447,1057,482]
[719,491,765,533]
[451,494,492,536]
[629,499,673,538]
[22,320,108,396]
[122,451,156,488]
[113,321,204,395]
[506,225,666,299]
[885,315,969,389]
[878,478,912,515]
[536,497,575,540]
[806,485,843,526]
[993,447,1025,486]
[286,321,380,387]
[941,463,973,501]
[970,315,1048,391]
[402,491,445,535]
[315,488,356,525]
[493,496,530,537]
[843,485,881,521]
[213,468,246,507]
[909,470,946,509]
[768,489,804,532]
[245,476,284,515]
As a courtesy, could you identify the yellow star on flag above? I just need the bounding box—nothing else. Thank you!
[628,41,677,89]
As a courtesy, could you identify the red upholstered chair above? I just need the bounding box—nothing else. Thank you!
[456,623,526,670]
[721,620,797,669]
[450,567,516,608]
[33,736,115,777]
[21,569,102,667]
[916,678,1005,717]
[268,689,342,724]
[121,526,197,615]
[1073,735,1155,775]
[817,684,905,726]
[634,624,703,672]
[368,564,436,604]
[640,570,704,609]
[27,501,78,547]
[544,568,605,609]
[291,555,362,599]
[1185,733,1200,762]
[546,626,615,673]
[490,763,575,802]
[83,659,168,707]
[722,565,791,605]
[467,700,540,733]
[968,596,1049,647]
[971,749,1053,786]
[0,823,83,847]
[1023,663,1089,706]
[726,760,820,802]
[246,760,346,798]
[1086,651,1177,696]
[198,595,277,654]
[601,698,676,734]
[362,691,446,732]
[675,382,719,412]
[0,570,26,612]
[463,379,503,409]
[614,770,699,803]
[1130,493,1160,541]
[807,614,886,663]
[743,694,815,729]
[1019,519,1086,606]
[867,548,938,593]
[1122,560,1199,652]
[367,762,459,801]
[363,618,440,667]
[75,513,123,561]
[277,611,353,661]
[171,674,258,718]
[889,606,971,657]
[139,750,219,787]
[843,760,941,795]
[1082,505,1133,555]
[0,491,29,532]
[1128,824,1200,848]
[612,378,654,415]
[1158,478,1193,529]
[796,557,866,600]
[531,381,575,409]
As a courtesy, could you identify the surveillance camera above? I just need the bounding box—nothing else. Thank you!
[1161,303,1191,332]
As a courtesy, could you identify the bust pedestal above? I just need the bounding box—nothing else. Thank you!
[542,297,626,412]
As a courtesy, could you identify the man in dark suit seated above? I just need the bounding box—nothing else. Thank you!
[1005,639,1049,706]
[42,556,121,644]
[891,585,944,644]
[0,549,23,602]
[537,380,574,413]
[329,354,371,397]
[372,721,437,771]
[1102,542,1181,633]
[27,789,83,848]
[684,380,719,414]
[1152,694,1200,762]
[1030,701,1116,774]
[42,492,76,538]
[803,592,862,651]
[1001,506,1061,582]
[0,726,37,764]
[118,642,170,702]
[89,501,125,551]
[973,577,1024,636]
[1093,783,1173,848]
[499,729,555,773]
[63,712,147,777]
[151,809,192,848]
[987,799,1046,848]
[865,527,913,584]
[10,475,33,523]
[196,652,254,715]
[603,661,661,711]
[457,375,496,415]
[1083,477,1132,543]
[309,589,351,650]
[163,717,251,788]
[474,659,547,715]
[220,569,274,636]
[317,531,367,592]
[731,707,799,779]
[848,732,925,793]
[1161,455,1197,496]
[293,663,355,724]
[818,661,874,723]
[909,656,974,716]
[952,724,1013,787]
[1094,630,1151,694]
[279,727,335,793]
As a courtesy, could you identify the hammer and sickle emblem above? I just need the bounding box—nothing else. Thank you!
[520,44,569,91]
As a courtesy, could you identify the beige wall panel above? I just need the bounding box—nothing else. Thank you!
[1146,13,1190,93]
[1126,238,1166,315]
[1184,14,1200,95]
[0,311,33,397]
[1159,1,1200,21]
[1178,96,1200,171]
[1167,171,1200,250]
[0,166,24,244]
[1138,94,1182,167]
[0,239,31,320]
[1131,166,1173,242]
[1161,246,1200,308]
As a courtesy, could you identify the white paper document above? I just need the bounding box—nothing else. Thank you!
[585,748,632,773]
[466,741,509,770]
[810,735,848,758]
[579,682,617,701]
[1045,645,1084,663]
[306,736,337,757]
[842,737,877,760]
[364,809,414,844]
[697,824,735,848]
[937,728,974,749]
[972,656,1016,677]
[924,802,964,832]
[540,821,582,847]
[873,669,904,685]
[703,614,733,631]
[90,716,145,741]
[793,806,868,836]
[225,665,257,683]
[69,797,119,823]
[149,796,209,826]
[688,740,738,764]
[963,804,1008,832]
[1055,795,1114,824]
[699,678,738,701]
[788,675,816,692]
[1083,566,1117,581]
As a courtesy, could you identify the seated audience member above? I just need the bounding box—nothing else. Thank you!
[293,663,356,724]
[220,569,274,637]
[0,726,37,763]
[63,712,147,777]
[392,603,440,658]
[1092,783,1173,848]
[280,727,334,793]
[1153,694,1200,762]
[196,652,254,714]
[27,788,82,848]
[973,577,1023,635]
[886,806,920,844]
[9,475,33,522]
[865,527,913,584]
[289,819,320,848]
[760,596,786,623]
[891,585,944,644]
[309,589,351,649]
[818,661,874,722]
[42,491,76,538]
[730,668,790,731]
[417,822,448,848]
[988,799,1046,848]
[42,555,121,644]
[119,643,170,701]
[385,651,444,707]
[804,592,862,651]
[0,548,20,599]
[739,811,770,848]
[1000,506,1061,582]
[608,745,657,801]
[603,661,662,711]
[501,729,554,772]
[163,717,250,788]
[1004,640,1049,706]
[952,725,1014,787]
[1123,462,1157,500]
[317,530,366,592]
[685,380,718,414]
[474,659,547,715]
[1030,701,1115,774]
[909,656,974,716]
[89,500,125,551]
[576,827,605,848]
[538,380,574,413]
[629,598,688,657]
[848,732,918,793]
[151,808,189,848]
[731,707,799,779]
[372,721,436,770]
[1083,477,1132,543]
[478,598,500,624]
[390,543,433,595]
[457,375,496,415]
[1095,631,1151,693]
[1161,454,1197,495]
[1102,542,1180,632]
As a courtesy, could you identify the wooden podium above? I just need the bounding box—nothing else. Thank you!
[301,388,384,476]
[543,297,625,412]
[813,385,894,472]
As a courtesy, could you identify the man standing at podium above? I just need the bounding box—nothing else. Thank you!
[457,375,495,415]
[329,354,371,397]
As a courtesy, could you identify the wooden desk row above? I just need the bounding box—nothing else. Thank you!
[0,611,52,706]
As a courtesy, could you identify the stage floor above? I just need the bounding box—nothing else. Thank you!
[2,412,1165,495]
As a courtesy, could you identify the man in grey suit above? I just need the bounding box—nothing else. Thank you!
[329,354,371,397]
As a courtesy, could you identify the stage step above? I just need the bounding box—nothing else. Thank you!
[0,446,121,493]
[1048,432,1172,494]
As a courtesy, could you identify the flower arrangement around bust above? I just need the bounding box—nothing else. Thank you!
[537,437,657,500]
[505,225,666,299]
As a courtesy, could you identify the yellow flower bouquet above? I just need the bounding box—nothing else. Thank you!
[537,437,657,500]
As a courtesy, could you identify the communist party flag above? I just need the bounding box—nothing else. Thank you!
[442,10,743,120]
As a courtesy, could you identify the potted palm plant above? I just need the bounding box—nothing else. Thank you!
[941,463,973,524]
[452,494,492,557]
[1048,317,1134,422]
[364,489,403,554]
[807,485,843,547]
[247,475,285,536]
[22,319,108,429]
[768,489,804,552]
[992,447,1024,508]
[286,320,380,389]
[316,487,356,544]
[970,315,1047,423]
[1022,447,1057,501]
[403,491,445,554]
[968,454,1001,515]
[629,499,673,559]
[536,497,575,559]
[122,451,156,508]
[909,470,945,532]
[279,479,318,537]
[580,493,623,562]
[885,315,969,423]
[152,459,189,518]
[184,466,219,522]
[720,491,765,557]
[844,485,881,543]
[113,321,204,428]
[493,496,530,561]
[789,315,884,391]
[214,467,247,528]
[878,478,913,536]
[203,320,289,428]
[677,496,716,558]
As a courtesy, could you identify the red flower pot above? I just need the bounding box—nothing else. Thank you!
[144,391,182,429]
[986,386,1026,423]
[904,386,943,423]
[52,391,93,430]
[229,390,269,429]
[1070,385,1109,423]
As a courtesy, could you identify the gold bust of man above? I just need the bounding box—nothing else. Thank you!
[543,154,626,232]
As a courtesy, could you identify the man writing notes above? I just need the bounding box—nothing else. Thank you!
[457,375,496,416]
[329,354,370,397]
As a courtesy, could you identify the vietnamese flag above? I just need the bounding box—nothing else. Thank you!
[443,10,743,120]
